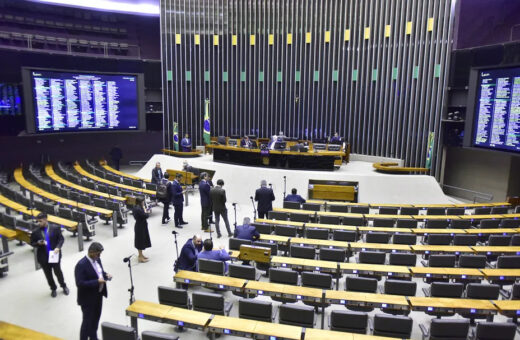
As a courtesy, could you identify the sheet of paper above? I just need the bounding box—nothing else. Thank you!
[48,251,59,264]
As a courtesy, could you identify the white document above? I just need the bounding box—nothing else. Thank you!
[48,251,59,264]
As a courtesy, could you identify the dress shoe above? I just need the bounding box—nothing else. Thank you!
[51,290,57,298]
[217,234,222,239]
[63,287,69,296]
[175,225,183,229]
[228,234,233,238]
[180,221,188,225]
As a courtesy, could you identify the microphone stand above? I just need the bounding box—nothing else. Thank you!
[250,196,257,220]
[232,203,237,231]
[124,255,135,305]
[172,230,179,260]
[283,176,287,200]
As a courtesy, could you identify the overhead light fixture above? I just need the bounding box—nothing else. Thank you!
[29,0,160,16]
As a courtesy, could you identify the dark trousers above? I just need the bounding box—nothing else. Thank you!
[201,205,211,229]
[80,296,103,340]
[112,159,120,171]
[258,211,268,219]
[214,209,231,236]
[174,204,184,226]
[162,201,170,223]
[41,262,66,291]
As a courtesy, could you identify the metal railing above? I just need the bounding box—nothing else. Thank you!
[441,184,494,203]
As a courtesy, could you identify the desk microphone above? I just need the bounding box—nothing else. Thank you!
[123,254,134,263]
[250,196,253,200]
[232,203,237,206]
[172,230,179,235]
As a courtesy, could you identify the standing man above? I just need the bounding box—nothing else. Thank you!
[75,242,112,340]
[151,162,163,184]
[175,234,202,272]
[255,180,275,219]
[109,145,122,170]
[172,173,187,228]
[199,172,212,232]
[160,172,173,225]
[30,212,69,297]
[180,134,191,152]
[209,179,232,238]
[234,217,260,241]
[284,188,306,204]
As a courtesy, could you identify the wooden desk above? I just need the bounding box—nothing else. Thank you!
[373,162,430,174]
[255,218,304,227]
[291,237,350,249]
[349,242,411,253]
[465,228,518,235]
[411,245,474,255]
[305,328,397,340]
[412,215,462,220]
[73,162,155,196]
[414,203,456,208]
[360,226,412,234]
[480,269,520,281]
[259,234,290,244]
[271,256,338,272]
[126,300,172,321]
[412,228,467,235]
[409,296,496,315]
[99,160,151,183]
[208,315,262,338]
[162,148,203,157]
[325,290,409,310]
[493,300,520,317]
[45,164,126,202]
[307,200,369,207]
[0,321,62,340]
[472,246,520,255]
[502,213,520,218]
[460,214,505,220]
[410,267,483,280]
[340,262,411,278]
[0,225,17,239]
[371,203,414,208]
[252,321,302,340]
[364,214,410,220]
[163,306,211,329]
[174,270,246,292]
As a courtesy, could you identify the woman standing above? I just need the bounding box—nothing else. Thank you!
[133,196,151,262]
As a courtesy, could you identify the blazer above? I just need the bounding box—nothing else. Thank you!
[177,239,201,271]
[75,256,108,306]
[171,180,184,205]
[240,139,252,148]
[197,249,231,272]
[180,138,191,152]
[30,225,64,265]
[209,186,227,213]
[151,168,163,184]
[284,194,306,204]
[234,224,260,241]
[255,186,275,212]
[199,180,211,207]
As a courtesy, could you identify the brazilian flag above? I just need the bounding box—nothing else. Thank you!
[425,132,435,169]
[203,99,210,145]
[173,122,179,151]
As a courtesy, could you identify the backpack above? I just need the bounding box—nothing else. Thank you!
[156,180,169,200]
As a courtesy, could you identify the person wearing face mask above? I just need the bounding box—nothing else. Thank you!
[75,242,112,340]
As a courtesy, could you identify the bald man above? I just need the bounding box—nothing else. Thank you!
[175,235,203,272]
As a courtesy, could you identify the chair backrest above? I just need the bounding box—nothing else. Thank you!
[379,207,398,215]
[480,219,500,228]
[453,235,478,246]
[466,283,500,299]
[425,219,450,229]
[238,298,272,322]
[389,252,416,266]
[373,314,413,338]
[451,219,472,229]
[141,331,179,340]
[430,282,464,298]
[373,219,394,228]
[197,258,225,275]
[491,206,508,214]
[333,230,357,242]
[365,232,391,244]
[319,247,346,262]
[384,279,416,296]
[278,304,315,327]
[475,322,517,340]
[274,225,297,237]
[459,255,487,268]
[342,217,365,226]
[290,213,310,223]
[392,233,417,245]
[474,207,491,215]
[497,256,520,268]
[428,255,456,267]
[351,206,369,214]
[513,283,520,299]
[358,251,386,264]
[269,268,298,285]
[427,234,453,245]
[319,215,340,225]
[511,235,520,246]
[400,207,419,215]
[254,223,272,234]
[301,272,332,289]
[192,291,225,314]
[345,276,378,293]
[446,207,465,215]
[101,322,137,340]
[283,201,301,209]
[229,263,256,280]
[330,310,368,333]
[488,235,512,246]
[305,227,328,240]
[229,238,252,251]
[254,241,278,256]
[429,319,470,340]
[157,286,189,308]
[302,203,320,211]
[427,207,446,215]
[268,211,289,220]
[329,204,349,213]
[500,219,520,228]
[290,244,315,259]
[394,219,417,228]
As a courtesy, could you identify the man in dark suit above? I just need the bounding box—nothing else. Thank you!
[198,172,211,232]
[209,179,232,238]
[175,234,202,272]
[234,217,260,241]
[180,134,191,152]
[75,242,112,340]
[240,135,252,148]
[255,180,275,219]
[284,188,306,204]
[161,172,173,225]
[151,162,163,184]
[329,132,342,144]
[172,173,187,228]
[109,145,122,170]
[30,212,69,297]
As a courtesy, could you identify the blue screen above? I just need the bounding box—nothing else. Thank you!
[473,66,520,152]
[0,83,22,116]
[30,70,139,132]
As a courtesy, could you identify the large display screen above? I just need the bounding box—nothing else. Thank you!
[24,69,143,133]
[473,66,520,152]
[0,83,22,116]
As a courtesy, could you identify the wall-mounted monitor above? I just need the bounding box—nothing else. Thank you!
[0,83,22,116]
[465,65,520,153]
[22,68,145,133]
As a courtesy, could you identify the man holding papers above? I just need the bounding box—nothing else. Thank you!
[30,212,69,298]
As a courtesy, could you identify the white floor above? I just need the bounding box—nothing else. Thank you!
[0,159,516,340]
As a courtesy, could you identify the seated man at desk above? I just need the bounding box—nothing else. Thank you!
[234,217,260,241]
[329,132,342,144]
[197,238,231,272]
[180,134,191,152]
[240,135,253,148]
[284,188,306,204]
